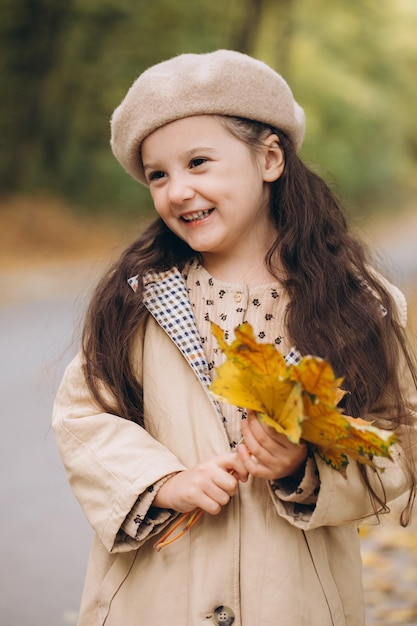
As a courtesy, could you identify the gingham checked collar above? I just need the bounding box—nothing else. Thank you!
[128,267,302,391]
[142,267,213,389]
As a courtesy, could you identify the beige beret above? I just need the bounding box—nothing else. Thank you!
[111,49,305,185]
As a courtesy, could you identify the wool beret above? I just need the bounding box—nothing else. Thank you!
[111,49,306,185]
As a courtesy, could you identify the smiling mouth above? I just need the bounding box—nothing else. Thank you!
[181,208,214,222]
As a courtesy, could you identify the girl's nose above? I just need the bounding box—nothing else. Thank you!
[167,175,195,205]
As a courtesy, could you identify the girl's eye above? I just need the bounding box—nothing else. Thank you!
[189,158,207,169]
[149,170,166,181]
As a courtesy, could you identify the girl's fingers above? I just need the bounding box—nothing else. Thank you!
[241,416,274,458]
[197,487,231,515]
[245,410,288,446]
[243,412,297,453]
[193,455,248,513]
[240,416,308,480]
[225,453,250,483]
[154,453,249,513]
[241,420,278,466]
[237,442,273,479]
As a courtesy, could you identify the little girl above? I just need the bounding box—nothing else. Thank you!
[53,50,417,626]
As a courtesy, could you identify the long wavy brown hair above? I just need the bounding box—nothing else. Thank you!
[82,116,417,524]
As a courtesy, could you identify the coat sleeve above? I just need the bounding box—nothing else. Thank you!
[270,440,414,530]
[271,362,417,528]
[270,284,417,529]
[52,353,186,553]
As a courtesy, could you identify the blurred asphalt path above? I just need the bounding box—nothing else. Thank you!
[0,262,103,626]
[0,216,416,626]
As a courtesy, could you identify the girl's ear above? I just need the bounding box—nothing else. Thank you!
[261,134,285,182]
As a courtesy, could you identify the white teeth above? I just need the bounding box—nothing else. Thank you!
[181,209,213,222]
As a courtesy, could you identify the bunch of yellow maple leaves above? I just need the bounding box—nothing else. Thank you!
[210,322,396,475]
[154,322,396,550]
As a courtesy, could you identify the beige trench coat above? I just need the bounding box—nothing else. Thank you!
[53,271,415,626]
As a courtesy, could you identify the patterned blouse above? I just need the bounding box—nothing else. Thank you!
[183,258,292,448]
[121,260,319,541]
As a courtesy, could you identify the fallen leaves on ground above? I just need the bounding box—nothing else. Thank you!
[361,503,417,626]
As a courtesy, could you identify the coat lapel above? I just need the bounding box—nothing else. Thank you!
[140,268,213,390]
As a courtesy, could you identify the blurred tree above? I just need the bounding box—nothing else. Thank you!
[255,0,296,77]
[288,0,417,208]
[0,0,258,212]
[0,0,73,189]
[233,0,267,54]
[0,0,416,216]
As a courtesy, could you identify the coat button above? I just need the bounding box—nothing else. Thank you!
[212,605,235,625]
[234,292,243,303]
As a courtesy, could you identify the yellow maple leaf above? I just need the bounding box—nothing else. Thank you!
[210,323,304,442]
[209,322,397,475]
[212,322,288,379]
[292,355,344,406]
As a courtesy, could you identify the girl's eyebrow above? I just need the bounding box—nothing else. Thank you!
[143,146,217,172]
[142,161,159,173]
[184,146,217,158]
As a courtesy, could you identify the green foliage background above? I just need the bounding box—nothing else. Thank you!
[1,0,416,217]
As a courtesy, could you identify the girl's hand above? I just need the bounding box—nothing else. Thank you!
[238,410,308,481]
[153,453,249,515]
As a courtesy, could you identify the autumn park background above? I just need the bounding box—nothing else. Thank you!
[1,1,416,624]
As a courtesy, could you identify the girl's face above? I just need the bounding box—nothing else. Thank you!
[141,115,284,266]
